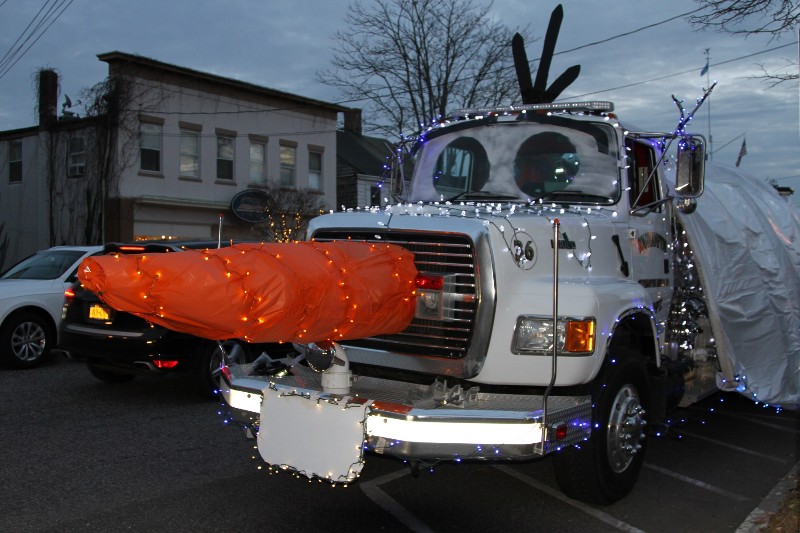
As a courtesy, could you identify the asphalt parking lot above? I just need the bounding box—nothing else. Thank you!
[2,354,798,532]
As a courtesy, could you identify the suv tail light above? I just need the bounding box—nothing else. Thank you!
[64,287,76,304]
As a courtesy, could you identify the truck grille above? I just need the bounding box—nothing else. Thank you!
[312,230,477,359]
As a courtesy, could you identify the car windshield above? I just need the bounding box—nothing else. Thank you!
[0,249,86,280]
[408,118,620,204]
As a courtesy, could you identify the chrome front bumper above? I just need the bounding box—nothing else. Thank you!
[218,361,592,462]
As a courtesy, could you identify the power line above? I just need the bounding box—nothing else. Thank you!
[114,41,798,129]
[327,8,710,110]
[326,9,795,118]
[7,4,795,141]
[712,132,745,155]
[565,41,798,100]
[553,7,705,57]
[0,0,74,80]
[0,1,54,70]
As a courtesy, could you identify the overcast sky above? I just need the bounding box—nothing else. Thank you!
[1,0,798,205]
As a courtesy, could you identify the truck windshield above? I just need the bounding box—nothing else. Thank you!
[408,119,620,204]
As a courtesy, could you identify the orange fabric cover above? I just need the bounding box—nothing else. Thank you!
[78,241,418,343]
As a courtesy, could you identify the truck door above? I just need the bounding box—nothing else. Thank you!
[624,138,673,326]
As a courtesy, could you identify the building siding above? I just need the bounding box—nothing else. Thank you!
[0,54,347,269]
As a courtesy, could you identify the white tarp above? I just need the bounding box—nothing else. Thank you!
[678,163,800,407]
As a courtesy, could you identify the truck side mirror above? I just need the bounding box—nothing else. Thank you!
[674,135,705,198]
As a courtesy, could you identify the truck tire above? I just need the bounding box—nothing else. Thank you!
[0,311,53,369]
[553,357,649,504]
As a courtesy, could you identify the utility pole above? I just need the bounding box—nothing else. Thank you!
[705,48,713,160]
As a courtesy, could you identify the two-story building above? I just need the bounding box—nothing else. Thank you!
[0,51,348,269]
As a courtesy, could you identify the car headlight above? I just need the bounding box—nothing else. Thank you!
[512,316,595,355]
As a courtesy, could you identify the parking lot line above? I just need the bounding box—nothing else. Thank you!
[360,469,435,533]
[494,465,646,533]
[644,463,750,501]
[677,429,790,463]
[710,411,800,434]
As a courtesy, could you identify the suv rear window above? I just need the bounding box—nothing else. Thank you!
[1,249,87,280]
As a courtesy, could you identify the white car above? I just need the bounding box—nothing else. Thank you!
[0,245,103,368]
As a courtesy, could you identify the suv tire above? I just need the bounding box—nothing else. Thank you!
[1,311,53,369]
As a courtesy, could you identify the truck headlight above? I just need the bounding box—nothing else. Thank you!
[512,316,595,355]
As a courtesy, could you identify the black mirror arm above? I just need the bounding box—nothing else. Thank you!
[630,196,672,217]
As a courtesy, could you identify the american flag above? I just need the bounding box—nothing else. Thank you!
[735,138,747,167]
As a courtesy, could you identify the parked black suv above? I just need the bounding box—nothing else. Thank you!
[59,241,275,398]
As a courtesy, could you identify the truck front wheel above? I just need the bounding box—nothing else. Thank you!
[553,358,649,504]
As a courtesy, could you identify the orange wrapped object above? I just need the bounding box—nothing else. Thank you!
[78,241,418,343]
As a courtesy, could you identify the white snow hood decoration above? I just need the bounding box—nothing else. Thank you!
[678,163,800,407]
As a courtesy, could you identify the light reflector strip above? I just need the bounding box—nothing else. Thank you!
[366,415,543,445]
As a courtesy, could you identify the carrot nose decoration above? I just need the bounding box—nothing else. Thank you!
[78,241,418,344]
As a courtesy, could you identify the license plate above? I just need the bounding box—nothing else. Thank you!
[257,386,369,483]
[88,304,111,321]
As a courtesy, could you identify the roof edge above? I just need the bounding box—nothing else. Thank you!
[97,51,350,114]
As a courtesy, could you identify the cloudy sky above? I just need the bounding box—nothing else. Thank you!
[1,0,798,205]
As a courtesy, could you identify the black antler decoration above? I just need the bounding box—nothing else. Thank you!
[512,4,580,104]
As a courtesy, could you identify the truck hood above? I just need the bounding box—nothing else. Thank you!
[679,163,800,407]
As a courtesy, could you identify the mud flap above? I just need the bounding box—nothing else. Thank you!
[257,385,371,483]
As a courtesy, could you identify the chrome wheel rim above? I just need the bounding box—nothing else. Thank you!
[209,342,243,380]
[606,384,646,473]
[11,321,46,362]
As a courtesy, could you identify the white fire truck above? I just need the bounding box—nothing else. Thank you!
[216,99,726,504]
[216,7,799,503]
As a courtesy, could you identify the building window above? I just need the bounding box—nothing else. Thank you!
[180,129,200,178]
[249,140,266,183]
[217,135,234,180]
[9,139,22,183]
[308,150,323,191]
[140,122,162,172]
[279,143,296,187]
[67,136,85,177]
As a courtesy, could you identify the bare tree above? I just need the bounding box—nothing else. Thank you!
[256,182,325,243]
[319,0,528,137]
[78,74,137,243]
[689,0,799,85]
[33,68,141,248]
[690,0,799,36]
